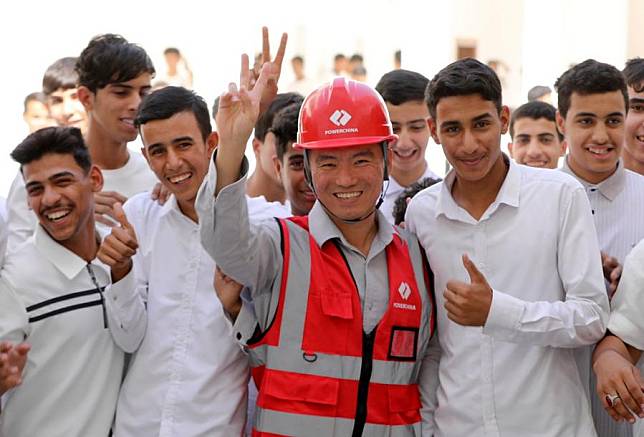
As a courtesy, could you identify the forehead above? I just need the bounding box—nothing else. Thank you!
[435,94,498,122]
[386,100,429,122]
[568,90,625,115]
[104,72,152,90]
[22,153,84,182]
[26,100,49,113]
[49,87,78,98]
[140,111,202,147]
[513,117,558,135]
[310,143,382,160]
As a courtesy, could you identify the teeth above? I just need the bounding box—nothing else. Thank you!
[588,147,611,155]
[336,192,360,199]
[395,149,415,158]
[122,119,134,126]
[169,173,191,183]
[636,135,644,142]
[46,210,70,221]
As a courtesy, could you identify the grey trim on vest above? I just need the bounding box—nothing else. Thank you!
[255,407,421,437]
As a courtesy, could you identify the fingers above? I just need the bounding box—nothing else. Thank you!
[113,203,134,234]
[462,253,486,285]
[95,191,128,206]
[252,63,272,100]
[240,54,251,91]
[273,32,288,69]
[261,26,270,63]
[95,213,116,227]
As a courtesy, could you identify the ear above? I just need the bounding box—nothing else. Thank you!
[206,131,219,156]
[556,110,566,137]
[272,154,283,180]
[251,138,262,158]
[507,142,515,157]
[559,139,568,156]
[499,105,510,134]
[427,117,440,144]
[88,165,104,193]
[77,86,94,112]
[141,146,149,163]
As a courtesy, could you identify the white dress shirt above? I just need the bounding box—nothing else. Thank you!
[562,158,644,437]
[380,164,440,224]
[114,193,249,437]
[0,225,145,437]
[405,158,608,437]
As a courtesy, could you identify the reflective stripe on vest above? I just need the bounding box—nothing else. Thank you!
[248,216,434,437]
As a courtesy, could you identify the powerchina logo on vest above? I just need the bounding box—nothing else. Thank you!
[325,109,359,135]
[394,281,416,311]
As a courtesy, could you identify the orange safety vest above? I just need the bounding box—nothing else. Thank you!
[247,216,435,436]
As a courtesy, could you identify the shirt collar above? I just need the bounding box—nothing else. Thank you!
[435,154,519,221]
[308,201,394,253]
[34,224,96,280]
[561,157,625,201]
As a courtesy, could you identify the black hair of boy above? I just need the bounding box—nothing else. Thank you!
[271,100,304,161]
[509,101,563,141]
[623,58,644,92]
[254,92,303,141]
[11,127,91,173]
[392,176,441,225]
[554,59,628,118]
[76,34,155,93]
[376,69,429,105]
[42,57,79,96]
[425,57,502,119]
[135,86,211,142]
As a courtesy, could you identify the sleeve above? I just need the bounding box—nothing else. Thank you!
[0,210,7,269]
[483,185,609,347]
[6,173,37,253]
[0,278,29,344]
[196,152,283,334]
[102,197,149,353]
[607,240,644,351]
[419,334,440,437]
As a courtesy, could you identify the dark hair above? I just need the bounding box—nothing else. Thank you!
[392,177,441,225]
[350,53,364,64]
[76,34,155,92]
[623,58,644,92]
[425,58,502,119]
[527,85,551,102]
[271,101,303,160]
[23,92,47,113]
[211,96,220,120]
[509,101,563,141]
[42,57,78,95]
[376,69,429,105]
[292,55,304,64]
[135,86,211,142]
[254,92,303,141]
[394,50,401,65]
[11,127,91,173]
[334,53,346,62]
[164,47,180,56]
[554,59,628,118]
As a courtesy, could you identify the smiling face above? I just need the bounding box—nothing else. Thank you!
[23,153,102,246]
[624,84,644,166]
[23,100,55,133]
[429,94,508,184]
[558,91,625,184]
[48,87,87,133]
[273,143,315,216]
[508,117,565,169]
[386,100,429,182]
[80,72,152,145]
[141,111,216,214]
[309,143,388,222]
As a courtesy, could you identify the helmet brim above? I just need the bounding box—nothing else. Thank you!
[294,134,397,150]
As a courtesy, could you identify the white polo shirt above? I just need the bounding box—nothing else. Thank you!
[406,158,608,437]
[6,151,158,253]
[114,193,249,437]
[0,225,147,437]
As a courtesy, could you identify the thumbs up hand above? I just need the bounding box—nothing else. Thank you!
[97,202,139,282]
[443,254,493,326]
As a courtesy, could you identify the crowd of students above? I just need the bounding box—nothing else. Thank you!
[1,25,644,437]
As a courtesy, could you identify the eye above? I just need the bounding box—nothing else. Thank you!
[607,117,623,126]
[178,142,192,150]
[443,126,460,134]
[26,187,43,197]
[474,120,491,129]
[392,126,401,134]
[289,160,304,171]
[577,117,593,126]
[631,104,644,112]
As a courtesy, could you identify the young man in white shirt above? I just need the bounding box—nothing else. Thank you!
[0,126,146,437]
[375,69,440,223]
[507,100,566,169]
[405,57,608,436]
[112,86,251,436]
[555,59,644,437]
[621,58,644,176]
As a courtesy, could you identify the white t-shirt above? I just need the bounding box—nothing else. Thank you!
[245,194,291,221]
[6,151,158,253]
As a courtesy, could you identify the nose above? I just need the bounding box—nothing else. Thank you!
[395,128,412,150]
[129,93,143,113]
[335,163,357,187]
[591,122,609,145]
[461,128,478,154]
[62,96,75,117]
[42,185,62,206]
[165,148,182,170]
[526,139,544,158]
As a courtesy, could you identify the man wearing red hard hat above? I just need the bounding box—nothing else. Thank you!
[196,51,437,435]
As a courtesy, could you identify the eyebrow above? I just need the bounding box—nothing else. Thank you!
[392,119,427,125]
[25,171,76,189]
[171,136,194,144]
[574,111,624,118]
[439,112,492,129]
[630,97,644,105]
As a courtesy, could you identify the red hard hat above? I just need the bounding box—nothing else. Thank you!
[294,77,397,150]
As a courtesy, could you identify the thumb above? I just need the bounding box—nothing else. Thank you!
[113,203,133,233]
[462,254,486,285]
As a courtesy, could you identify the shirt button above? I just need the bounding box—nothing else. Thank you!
[236,332,242,340]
